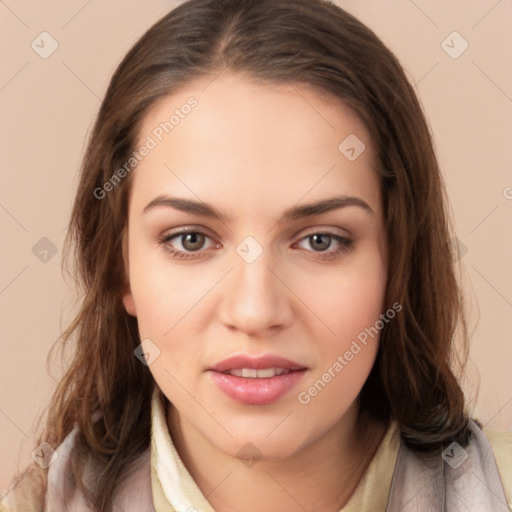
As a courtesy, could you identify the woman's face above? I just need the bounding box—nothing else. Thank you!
[122,72,388,459]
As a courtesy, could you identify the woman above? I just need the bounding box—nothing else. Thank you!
[2,0,510,510]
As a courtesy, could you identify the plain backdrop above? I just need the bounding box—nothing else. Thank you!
[1,0,511,491]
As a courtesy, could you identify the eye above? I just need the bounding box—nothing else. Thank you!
[296,232,353,259]
[158,228,353,261]
[159,229,217,260]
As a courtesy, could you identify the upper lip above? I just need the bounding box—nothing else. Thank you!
[208,354,307,372]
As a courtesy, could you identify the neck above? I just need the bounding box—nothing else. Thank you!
[167,403,388,512]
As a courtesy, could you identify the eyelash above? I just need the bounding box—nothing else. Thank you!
[158,228,353,261]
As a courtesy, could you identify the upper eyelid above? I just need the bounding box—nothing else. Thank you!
[297,226,350,238]
[160,226,215,244]
[163,225,349,238]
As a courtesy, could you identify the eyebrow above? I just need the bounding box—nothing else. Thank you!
[142,194,374,221]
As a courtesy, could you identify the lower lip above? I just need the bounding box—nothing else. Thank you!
[208,370,307,405]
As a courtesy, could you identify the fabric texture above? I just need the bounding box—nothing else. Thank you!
[1,385,510,511]
[149,386,512,512]
[386,420,510,511]
[40,427,153,511]
[150,385,401,511]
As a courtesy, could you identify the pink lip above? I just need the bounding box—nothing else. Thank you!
[207,353,308,405]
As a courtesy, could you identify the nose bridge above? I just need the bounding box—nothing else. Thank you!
[218,235,292,334]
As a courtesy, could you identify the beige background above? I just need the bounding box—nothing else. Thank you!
[1,0,511,492]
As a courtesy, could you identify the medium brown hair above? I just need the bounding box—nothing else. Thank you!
[7,0,470,510]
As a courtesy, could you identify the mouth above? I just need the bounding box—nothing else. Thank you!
[220,367,298,378]
[207,354,308,405]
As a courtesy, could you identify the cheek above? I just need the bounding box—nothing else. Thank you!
[299,271,385,413]
[300,254,387,344]
[127,241,204,333]
[127,246,214,388]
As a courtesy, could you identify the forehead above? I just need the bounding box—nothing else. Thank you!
[131,71,381,217]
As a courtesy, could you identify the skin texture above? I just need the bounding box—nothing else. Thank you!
[122,72,389,512]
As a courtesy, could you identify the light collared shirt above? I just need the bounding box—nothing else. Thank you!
[151,385,401,511]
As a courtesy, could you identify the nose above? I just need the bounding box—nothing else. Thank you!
[217,241,294,337]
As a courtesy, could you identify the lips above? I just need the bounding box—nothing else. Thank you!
[207,354,308,405]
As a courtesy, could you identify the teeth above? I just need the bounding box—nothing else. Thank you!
[255,368,279,378]
[241,368,258,378]
[227,367,290,378]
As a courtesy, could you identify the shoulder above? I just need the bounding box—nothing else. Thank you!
[0,465,46,512]
[1,427,153,512]
[0,428,79,512]
[387,420,511,511]
[483,425,512,508]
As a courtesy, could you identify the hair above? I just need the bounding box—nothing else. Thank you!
[7,0,471,510]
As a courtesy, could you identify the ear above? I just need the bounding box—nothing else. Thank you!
[121,227,137,317]
[122,290,137,317]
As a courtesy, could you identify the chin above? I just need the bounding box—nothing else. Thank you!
[207,418,313,461]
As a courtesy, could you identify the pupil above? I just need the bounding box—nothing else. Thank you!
[312,234,330,251]
[183,233,204,251]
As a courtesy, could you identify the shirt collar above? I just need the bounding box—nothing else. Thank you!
[150,385,216,511]
[149,385,400,512]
